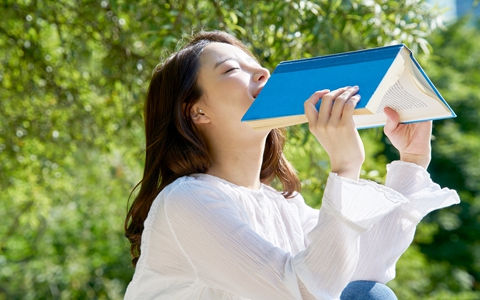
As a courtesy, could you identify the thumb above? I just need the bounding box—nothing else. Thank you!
[383,106,399,135]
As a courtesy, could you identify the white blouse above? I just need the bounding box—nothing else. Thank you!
[124,161,459,300]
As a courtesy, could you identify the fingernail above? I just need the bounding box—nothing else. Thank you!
[353,85,359,89]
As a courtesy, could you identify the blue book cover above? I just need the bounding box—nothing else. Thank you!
[242,44,455,130]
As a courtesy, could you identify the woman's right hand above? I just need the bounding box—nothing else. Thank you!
[304,86,365,180]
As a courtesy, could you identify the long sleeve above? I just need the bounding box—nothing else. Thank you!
[350,161,460,283]
[162,173,407,300]
[385,161,460,222]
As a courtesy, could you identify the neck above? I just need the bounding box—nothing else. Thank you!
[206,137,266,190]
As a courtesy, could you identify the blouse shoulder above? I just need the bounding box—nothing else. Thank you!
[158,174,257,217]
[161,175,215,196]
[159,174,243,205]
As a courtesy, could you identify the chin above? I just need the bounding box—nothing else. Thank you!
[245,123,271,137]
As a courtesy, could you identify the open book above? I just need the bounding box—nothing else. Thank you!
[242,44,456,130]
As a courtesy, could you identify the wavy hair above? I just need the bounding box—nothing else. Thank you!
[124,31,301,267]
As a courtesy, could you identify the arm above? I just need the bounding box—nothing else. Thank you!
[304,86,364,180]
[350,162,460,283]
[350,108,460,283]
[164,178,405,300]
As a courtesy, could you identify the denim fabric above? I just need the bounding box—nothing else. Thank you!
[340,281,398,300]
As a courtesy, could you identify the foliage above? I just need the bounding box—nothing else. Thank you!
[374,16,480,298]
[412,17,480,296]
[1,0,478,298]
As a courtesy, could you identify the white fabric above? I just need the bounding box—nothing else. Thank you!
[124,161,459,300]
[350,161,460,283]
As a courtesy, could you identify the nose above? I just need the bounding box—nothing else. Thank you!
[253,66,270,82]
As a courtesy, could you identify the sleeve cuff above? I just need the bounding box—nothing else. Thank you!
[321,172,408,232]
[386,161,461,222]
[385,161,433,196]
[400,187,460,223]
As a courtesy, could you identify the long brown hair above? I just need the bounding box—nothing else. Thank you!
[125,31,301,267]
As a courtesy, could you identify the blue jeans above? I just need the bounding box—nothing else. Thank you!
[340,281,398,300]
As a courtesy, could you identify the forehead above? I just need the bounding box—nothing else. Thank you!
[200,42,256,67]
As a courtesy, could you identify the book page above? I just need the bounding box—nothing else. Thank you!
[353,54,452,128]
[375,79,428,113]
[363,50,405,114]
[409,60,439,99]
[380,58,435,111]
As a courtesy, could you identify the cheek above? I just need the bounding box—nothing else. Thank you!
[209,98,250,124]
[202,76,252,118]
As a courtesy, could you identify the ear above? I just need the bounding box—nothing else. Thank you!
[190,105,210,125]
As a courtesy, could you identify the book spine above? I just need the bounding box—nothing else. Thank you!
[274,44,405,74]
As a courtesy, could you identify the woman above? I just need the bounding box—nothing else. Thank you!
[124,31,459,299]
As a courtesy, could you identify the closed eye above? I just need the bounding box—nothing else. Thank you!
[224,67,239,74]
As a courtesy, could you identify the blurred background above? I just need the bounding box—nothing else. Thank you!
[1,0,479,299]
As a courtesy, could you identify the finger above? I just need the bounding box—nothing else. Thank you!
[304,90,330,124]
[331,86,359,120]
[383,106,399,135]
[318,87,350,123]
[341,94,361,120]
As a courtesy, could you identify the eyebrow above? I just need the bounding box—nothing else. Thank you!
[213,55,259,69]
[214,57,236,69]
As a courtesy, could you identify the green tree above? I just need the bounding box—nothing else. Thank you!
[1,0,470,299]
[388,17,480,299]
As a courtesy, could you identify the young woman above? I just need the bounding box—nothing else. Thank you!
[124,31,459,300]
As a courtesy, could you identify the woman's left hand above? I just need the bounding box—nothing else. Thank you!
[383,107,432,169]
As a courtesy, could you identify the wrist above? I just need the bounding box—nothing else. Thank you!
[331,165,361,181]
[399,153,431,169]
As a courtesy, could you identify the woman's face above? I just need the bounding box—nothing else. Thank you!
[194,42,270,134]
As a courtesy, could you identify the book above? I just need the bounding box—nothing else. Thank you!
[241,44,456,130]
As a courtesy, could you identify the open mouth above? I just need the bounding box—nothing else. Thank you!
[253,86,264,100]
